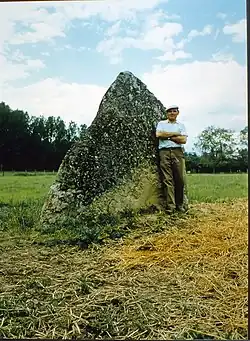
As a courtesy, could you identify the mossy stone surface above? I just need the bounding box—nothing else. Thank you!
[41,71,166,228]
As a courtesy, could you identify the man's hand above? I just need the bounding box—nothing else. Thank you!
[170,136,187,144]
[156,131,182,139]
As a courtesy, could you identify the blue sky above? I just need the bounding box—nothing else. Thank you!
[0,0,246,151]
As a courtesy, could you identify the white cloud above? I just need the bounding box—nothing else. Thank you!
[0,0,171,81]
[0,3,69,84]
[10,20,66,45]
[97,22,183,63]
[0,54,45,84]
[142,60,247,150]
[223,19,246,43]
[0,4,67,50]
[176,24,213,49]
[157,50,192,61]
[145,22,183,41]
[26,59,45,69]
[187,25,213,39]
[106,21,122,36]
[2,78,107,127]
[217,12,227,20]
[95,5,183,64]
[125,28,139,37]
[53,44,89,52]
[8,49,27,62]
[144,8,180,29]
[51,0,169,23]
[212,51,234,62]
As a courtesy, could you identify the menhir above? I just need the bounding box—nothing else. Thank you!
[41,71,166,227]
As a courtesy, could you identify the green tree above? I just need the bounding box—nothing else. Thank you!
[0,101,84,171]
[79,124,88,140]
[44,116,57,143]
[185,152,201,172]
[235,126,248,172]
[240,126,248,148]
[29,116,47,140]
[0,102,31,170]
[194,126,238,173]
[67,121,80,142]
[54,117,67,143]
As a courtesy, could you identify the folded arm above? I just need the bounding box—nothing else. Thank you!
[156,131,182,139]
[170,135,187,144]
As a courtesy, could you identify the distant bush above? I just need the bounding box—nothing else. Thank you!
[13,172,37,176]
[13,172,56,176]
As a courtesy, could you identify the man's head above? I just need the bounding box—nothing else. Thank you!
[166,105,179,122]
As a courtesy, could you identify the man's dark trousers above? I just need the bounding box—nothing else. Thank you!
[159,147,186,212]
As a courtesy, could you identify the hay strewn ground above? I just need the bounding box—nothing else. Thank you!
[0,196,248,339]
[107,199,248,339]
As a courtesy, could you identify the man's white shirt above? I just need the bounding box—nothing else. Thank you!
[156,120,188,149]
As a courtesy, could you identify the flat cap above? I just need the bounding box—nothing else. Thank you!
[166,105,179,111]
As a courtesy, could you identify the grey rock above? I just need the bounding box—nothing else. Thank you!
[40,71,166,229]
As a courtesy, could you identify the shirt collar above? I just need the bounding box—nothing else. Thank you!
[167,119,178,124]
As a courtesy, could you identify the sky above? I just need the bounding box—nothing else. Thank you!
[0,0,247,152]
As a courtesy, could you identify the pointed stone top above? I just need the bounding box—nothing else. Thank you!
[116,71,139,81]
[108,70,146,93]
[119,70,135,77]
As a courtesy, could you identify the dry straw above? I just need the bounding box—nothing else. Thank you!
[107,199,248,338]
[0,199,248,339]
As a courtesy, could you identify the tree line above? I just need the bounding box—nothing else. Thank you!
[187,126,248,173]
[0,102,87,171]
[0,101,248,173]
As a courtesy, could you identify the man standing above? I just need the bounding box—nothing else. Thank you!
[156,105,188,214]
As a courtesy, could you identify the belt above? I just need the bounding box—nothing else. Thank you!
[159,147,182,151]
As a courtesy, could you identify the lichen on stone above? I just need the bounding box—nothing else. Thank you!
[40,71,166,229]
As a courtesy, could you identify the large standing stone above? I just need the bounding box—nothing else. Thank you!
[41,71,166,228]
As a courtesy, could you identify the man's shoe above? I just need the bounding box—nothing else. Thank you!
[176,206,188,213]
[165,209,175,215]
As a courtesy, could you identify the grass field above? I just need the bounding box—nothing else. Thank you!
[0,172,247,204]
[0,172,248,339]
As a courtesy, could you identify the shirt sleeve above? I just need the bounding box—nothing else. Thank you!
[156,121,163,132]
[180,124,188,136]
